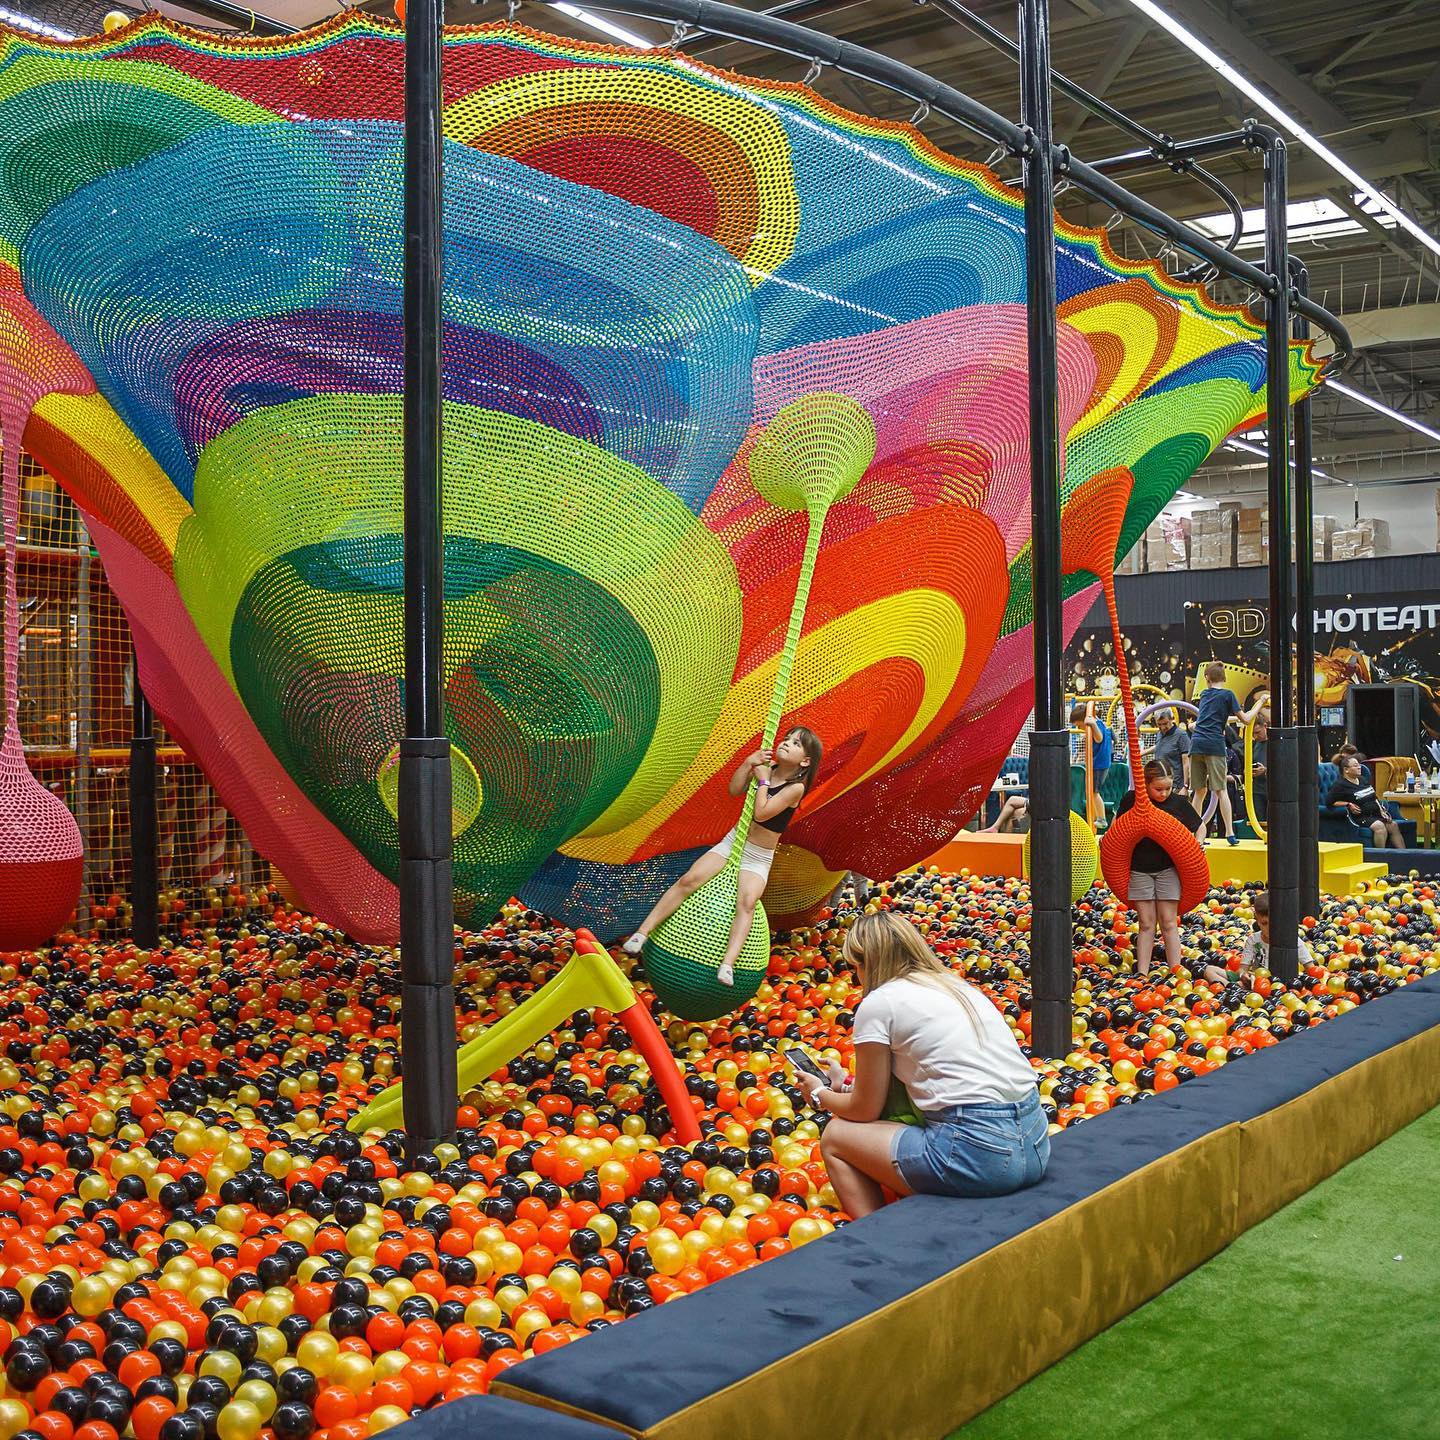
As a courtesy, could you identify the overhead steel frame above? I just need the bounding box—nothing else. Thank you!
[149,0,1353,1114]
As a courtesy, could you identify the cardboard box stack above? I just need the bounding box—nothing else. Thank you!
[1142,519,1167,573]
[1235,503,1265,567]
[1187,507,1236,569]
[1116,541,1144,575]
[1160,513,1190,571]
[1331,517,1391,561]
[1312,515,1336,561]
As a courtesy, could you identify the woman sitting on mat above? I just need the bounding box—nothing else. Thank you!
[791,911,1047,1217]
[1115,760,1205,978]
[623,726,823,986]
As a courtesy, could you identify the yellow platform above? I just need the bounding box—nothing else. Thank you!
[1204,838,1389,897]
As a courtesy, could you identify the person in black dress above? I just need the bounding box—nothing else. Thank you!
[1327,754,1404,848]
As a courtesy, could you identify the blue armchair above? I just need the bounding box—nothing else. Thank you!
[1318,761,1415,847]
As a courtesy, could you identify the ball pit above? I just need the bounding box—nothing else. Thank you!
[0,870,1435,1440]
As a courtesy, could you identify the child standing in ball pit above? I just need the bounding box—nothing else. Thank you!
[791,911,1047,1217]
[1115,760,1205,978]
[1189,663,1268,845]
[624,726,823,987]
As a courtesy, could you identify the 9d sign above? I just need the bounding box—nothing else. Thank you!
[1203,604,1267,641]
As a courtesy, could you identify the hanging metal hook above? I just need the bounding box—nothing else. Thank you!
[911,99,930,126]
[802,57,823,85]
[983,145,1006,168]
[1103,211,1125,231]
[507,0,518,20]
[1053,177,1071,198]
[670,20,689,46]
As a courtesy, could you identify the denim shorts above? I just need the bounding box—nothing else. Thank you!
[892,1089,1050,1198]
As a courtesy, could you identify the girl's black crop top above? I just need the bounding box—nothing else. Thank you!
[753,780,802,834]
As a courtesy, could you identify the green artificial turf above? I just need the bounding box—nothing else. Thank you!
[954,1104,1440,1440]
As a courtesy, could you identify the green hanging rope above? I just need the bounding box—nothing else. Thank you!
[644,393,875,1020]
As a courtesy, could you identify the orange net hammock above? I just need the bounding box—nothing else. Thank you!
[1070,469,1211,916]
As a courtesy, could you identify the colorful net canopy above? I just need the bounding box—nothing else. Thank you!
[0,13,1323,942]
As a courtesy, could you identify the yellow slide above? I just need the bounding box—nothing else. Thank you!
[348,930,701,1143]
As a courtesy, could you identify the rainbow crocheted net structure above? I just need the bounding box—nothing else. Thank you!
[0,13,1323,945]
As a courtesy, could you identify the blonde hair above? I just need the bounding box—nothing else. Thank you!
[842,911,982,1034]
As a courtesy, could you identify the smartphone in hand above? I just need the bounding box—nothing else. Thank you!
[784,1046,826,1083]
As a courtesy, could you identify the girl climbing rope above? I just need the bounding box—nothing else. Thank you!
[624,726,823,986]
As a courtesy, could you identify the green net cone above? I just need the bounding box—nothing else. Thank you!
[882,1075,922,1126]
[644,865,772,1021]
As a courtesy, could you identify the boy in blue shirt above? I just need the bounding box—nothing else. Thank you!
[1188,662,1268,845]
[1071,701,1115,818]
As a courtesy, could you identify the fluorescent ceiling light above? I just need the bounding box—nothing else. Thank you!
[0,4,78,38]
[1329,379,1440,445]
[1223,436,1332,480]
[1122,0,1440,261]
[1191,195,1396,250]
[553,3,652,48]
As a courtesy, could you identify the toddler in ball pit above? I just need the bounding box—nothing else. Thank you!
[791,911,1047,1217]
[1191,889,1314,987]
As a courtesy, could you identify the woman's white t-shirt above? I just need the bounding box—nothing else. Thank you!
[852,975,1035,1111]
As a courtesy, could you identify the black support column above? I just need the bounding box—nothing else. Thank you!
[1019,0,1072,1059]
[399,0,456,1158]
[1290,259,1321,928]
[1260,129,1299,984]
[129,660,158,950]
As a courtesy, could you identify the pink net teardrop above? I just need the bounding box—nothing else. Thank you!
[0,726,82,948]
[0,278,91,950]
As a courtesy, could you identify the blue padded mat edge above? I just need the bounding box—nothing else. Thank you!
[418,974,1440,1434]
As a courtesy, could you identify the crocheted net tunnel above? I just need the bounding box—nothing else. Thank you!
[0,15,1323,948]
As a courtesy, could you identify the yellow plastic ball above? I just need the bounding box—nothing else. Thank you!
[295,1332,340,1377]
[216,1401,264,1440]
[101,10,129,33]
[0,1400,31,1440]
[330,1353,375,1397]
[200,1351,243,1388]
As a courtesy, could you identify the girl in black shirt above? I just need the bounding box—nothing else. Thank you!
[1327,754,1404,848]
[1115,760,1205,976]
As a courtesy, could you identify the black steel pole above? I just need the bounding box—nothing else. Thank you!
[152,0,297,34]
[1261,134,1299,984]
[1291,258,1321,928]
[1019,0,1071,1059]
[129,660,158,950]
[399,0,456,1158]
